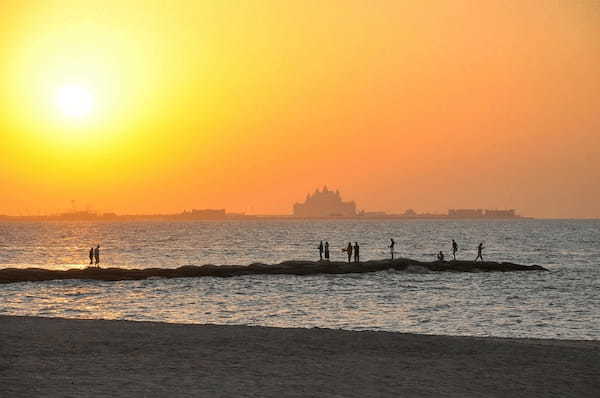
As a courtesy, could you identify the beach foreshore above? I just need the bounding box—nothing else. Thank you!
[0,258,547,284]
[1,316,598,397]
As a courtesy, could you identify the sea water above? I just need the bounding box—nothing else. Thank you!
[0,219,598,339]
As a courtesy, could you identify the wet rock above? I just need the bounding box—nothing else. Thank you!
[0,259,548,284]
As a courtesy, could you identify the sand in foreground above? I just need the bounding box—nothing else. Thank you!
[1,316,599,398]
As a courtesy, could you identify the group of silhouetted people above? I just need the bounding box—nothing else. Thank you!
[317,238,392,263]
[84,238,485,268]
[441,239,485,262]
[344,242,360,263]
[318,241,360,263]
[318,238,486,263]
[317,241,330,261]
[88,245,100,267]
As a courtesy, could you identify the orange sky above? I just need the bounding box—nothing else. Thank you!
[1,1,599,218]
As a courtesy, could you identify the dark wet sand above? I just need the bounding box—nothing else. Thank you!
[1,316,598,397]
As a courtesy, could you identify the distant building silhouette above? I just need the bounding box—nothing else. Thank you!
[293,186,356,217]
[448,209,485,218]
[357,211,388,217]
[448,209,517,218]
[180,209,227,219]
[483,209,516,217]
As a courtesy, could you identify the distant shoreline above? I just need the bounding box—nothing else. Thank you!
[2,315,598,397]
[0,215,533,222]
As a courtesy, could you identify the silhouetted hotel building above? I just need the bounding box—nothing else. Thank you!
[293,186,356,217]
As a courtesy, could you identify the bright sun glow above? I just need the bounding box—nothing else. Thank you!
[54,84,94,119]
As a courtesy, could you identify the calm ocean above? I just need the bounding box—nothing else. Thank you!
[1,219,598,339]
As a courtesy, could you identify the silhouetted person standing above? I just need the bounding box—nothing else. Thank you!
[346,242,353,263]
[354,242,360,263]
[94,245,100,267]
[318,241,324,261]
[389,239,396,260]
[324,241,330,262]
[452,239,458,260]
[437,251,444,261]
[89,247,94,265]
[475,242,484,262]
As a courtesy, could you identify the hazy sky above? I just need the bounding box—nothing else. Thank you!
[1,1,599,218]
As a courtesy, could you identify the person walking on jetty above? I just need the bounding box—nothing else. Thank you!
[389,239,396,260]
[318,241,324,261]
[475,242,484,262]
[324,241,330,262]
[452,239,458,260]
[354,242,360,263]
[89,247,94,265]
[94,245,100,267]
[345,242,353,263]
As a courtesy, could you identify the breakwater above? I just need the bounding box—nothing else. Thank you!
[0,258,547,284]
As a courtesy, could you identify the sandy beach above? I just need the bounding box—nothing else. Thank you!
[1,316,598,397]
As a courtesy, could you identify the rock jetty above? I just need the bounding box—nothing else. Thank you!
[0,258,548,284]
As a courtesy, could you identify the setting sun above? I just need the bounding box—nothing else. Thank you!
[54,84,94,120]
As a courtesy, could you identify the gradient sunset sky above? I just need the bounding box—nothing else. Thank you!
[1,1,599,218]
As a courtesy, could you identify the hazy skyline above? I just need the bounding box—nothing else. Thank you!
[1,1,599,218]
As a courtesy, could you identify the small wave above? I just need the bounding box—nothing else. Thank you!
[64,291,89,297]
[404,265,431,274]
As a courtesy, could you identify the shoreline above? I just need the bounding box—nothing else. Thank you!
[1,315,598,397]
[0,258,547,284]
[0,215,532,221]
